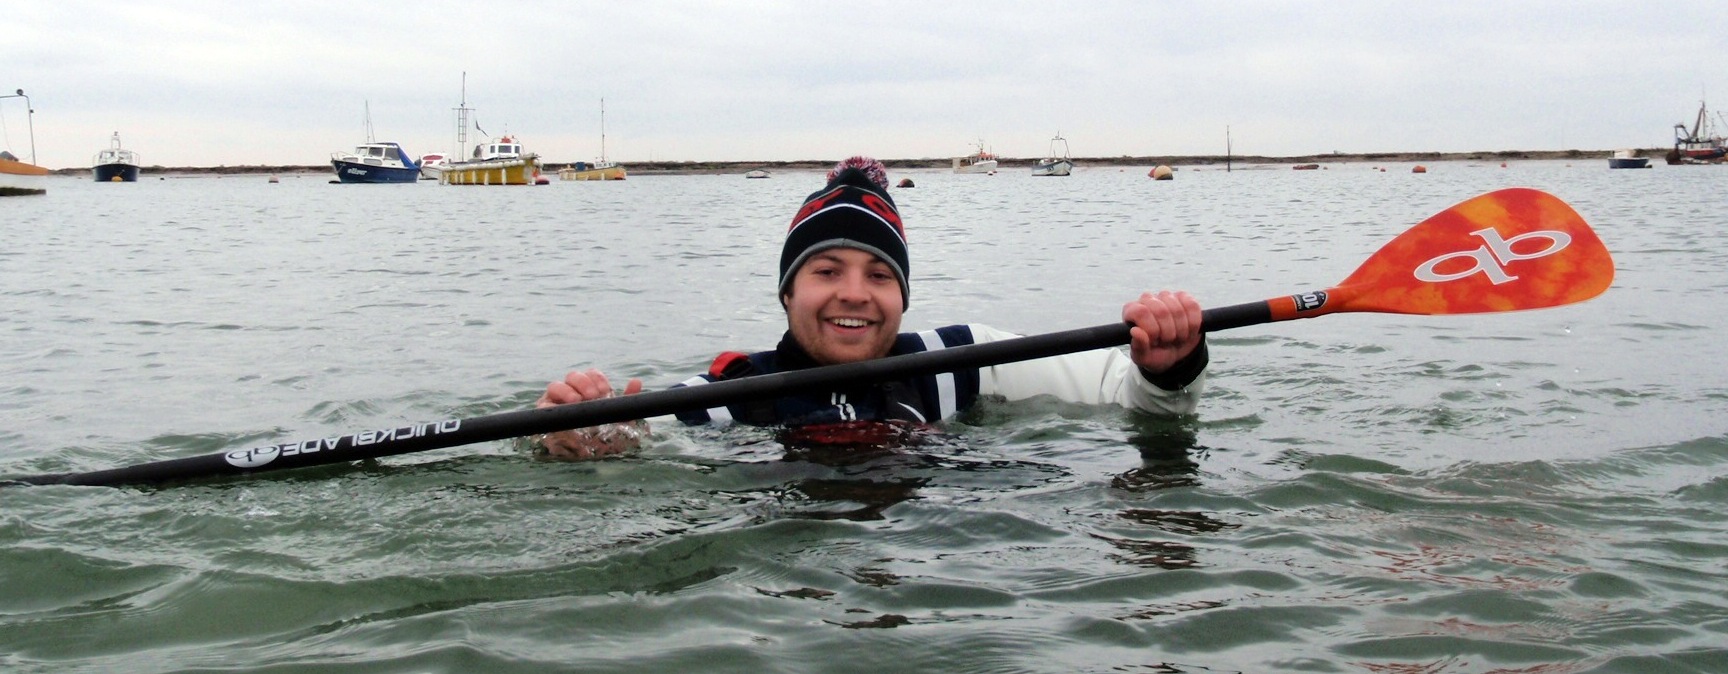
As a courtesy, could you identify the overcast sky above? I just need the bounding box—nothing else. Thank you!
[6,1,1728,168]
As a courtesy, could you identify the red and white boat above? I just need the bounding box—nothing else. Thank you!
[953,140,998,174]
[1669,99,1728,164]
[418,152,451,181]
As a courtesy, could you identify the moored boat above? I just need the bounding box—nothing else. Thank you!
[953,140,998,174]
[0,89,45,196]
[92,132,141,182]
[418,152,451,181]
[558,160,625,181]
[1667,99,1728,164]
[559,98,626,181]
[331,142,421,183]
[442,135,542,185]
[438,75,541,186]
[0,151,47,196]
[1608,149,1650,169]
[744,169,770,179]
[331,103,420,183]
[1030,133,1073,176]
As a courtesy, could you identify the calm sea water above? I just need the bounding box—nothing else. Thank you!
[2,162,1725,673]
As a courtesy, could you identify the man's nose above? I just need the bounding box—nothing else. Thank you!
[835,270,871,300]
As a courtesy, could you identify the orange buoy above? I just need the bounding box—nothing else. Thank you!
[1412,165,1427,174]
[1149,165,1174,180]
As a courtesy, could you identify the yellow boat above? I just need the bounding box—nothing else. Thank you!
[0,153,49,196]
[558,161,625,181]
[558,98,626,181]
[0,89,46,196]
[442,135,542,186]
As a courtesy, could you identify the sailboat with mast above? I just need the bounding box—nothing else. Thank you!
[560,98,626,181]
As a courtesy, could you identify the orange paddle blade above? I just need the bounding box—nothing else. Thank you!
[1329,188,1612,315]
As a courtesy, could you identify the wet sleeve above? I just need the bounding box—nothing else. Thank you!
[969,323,1204,416]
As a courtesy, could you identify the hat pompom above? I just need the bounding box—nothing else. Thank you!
[781,155,910,309]
[827,156,889,192]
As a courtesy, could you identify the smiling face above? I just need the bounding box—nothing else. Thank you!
[781,247,905,365]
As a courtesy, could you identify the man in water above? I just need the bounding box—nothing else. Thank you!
[535,156,1206,459]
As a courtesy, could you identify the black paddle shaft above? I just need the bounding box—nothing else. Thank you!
[7,304,1262,488]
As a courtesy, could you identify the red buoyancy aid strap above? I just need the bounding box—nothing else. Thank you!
[709,351,755,380]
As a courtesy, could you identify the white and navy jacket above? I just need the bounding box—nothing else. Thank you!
[673,324,1205,427]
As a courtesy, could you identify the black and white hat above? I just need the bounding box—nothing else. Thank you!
[779,156,908,308]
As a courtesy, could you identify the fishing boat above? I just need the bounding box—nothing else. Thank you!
[1667,100,1728,164]
[438,75,542,186]
[952,140,998,174]
[417,152,451,181]
[559,98,626,181]
[744,169,770,179]
[0,89,46,196]
[92,132,141,182]
[1607,149,1650,169]
[1030,133,1073,176]
[442,135,542,185]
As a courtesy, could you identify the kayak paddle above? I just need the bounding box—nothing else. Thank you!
[5,187,1612,487]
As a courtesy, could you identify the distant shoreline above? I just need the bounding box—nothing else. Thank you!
[48,148,1667,176]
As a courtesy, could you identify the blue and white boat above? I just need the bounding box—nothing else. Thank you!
[92,132,141,182]
[1031,133,1074,177]
[1607,149,1650,169]
[331,142,420,183]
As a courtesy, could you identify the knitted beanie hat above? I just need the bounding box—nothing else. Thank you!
[778,156,909,309]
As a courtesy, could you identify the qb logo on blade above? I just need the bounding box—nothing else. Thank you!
[1415,227,1571,285]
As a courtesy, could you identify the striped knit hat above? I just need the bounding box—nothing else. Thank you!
[779,156,909,309]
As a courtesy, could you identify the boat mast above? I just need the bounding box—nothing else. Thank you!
[363,100,374,143]
[0,89,36,165]
[599,97,607,163]
[454,72,473,159]
[1226,125,1232,173]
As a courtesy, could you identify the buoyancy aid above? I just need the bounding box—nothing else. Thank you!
[673,325,982,427]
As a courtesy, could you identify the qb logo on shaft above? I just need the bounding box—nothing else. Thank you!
[1292,291,1328,311]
